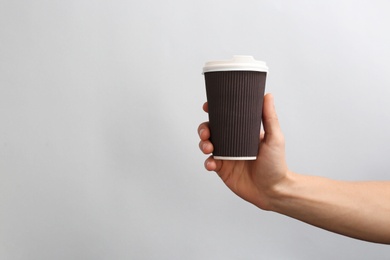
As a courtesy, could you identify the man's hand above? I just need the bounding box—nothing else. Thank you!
[198,93,290,210]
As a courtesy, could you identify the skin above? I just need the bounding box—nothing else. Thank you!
[198,93,390,244]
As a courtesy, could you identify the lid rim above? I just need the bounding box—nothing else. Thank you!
[202,55,268,73]
[203,67,268,73]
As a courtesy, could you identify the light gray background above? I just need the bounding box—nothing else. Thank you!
[1,0,390,259]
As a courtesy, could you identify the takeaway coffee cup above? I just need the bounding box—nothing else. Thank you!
[203,55,268,160]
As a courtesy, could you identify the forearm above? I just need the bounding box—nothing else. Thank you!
[267,171,390,244]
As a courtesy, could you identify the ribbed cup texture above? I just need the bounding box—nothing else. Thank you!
[204,71,266,159]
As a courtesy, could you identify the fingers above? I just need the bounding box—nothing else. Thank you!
[199,140,214,154]
[199,103,218,171]
[262,93,283,140]
[198,121,214,154]
[204,156,217,171]
[204,156,222,172]
[203,102,209,113]
[197,122,210,141]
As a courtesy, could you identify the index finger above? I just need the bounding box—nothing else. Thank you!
[203,102,208,113]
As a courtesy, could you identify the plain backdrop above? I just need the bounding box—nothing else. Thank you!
[1,0,390,259]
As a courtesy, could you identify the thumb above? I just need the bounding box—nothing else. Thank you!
[262,93,282,139]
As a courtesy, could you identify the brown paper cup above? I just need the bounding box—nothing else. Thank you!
[203,56,268,160]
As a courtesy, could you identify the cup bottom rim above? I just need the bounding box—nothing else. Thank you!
[213,156,257,161]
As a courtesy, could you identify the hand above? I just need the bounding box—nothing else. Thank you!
[198,94,290,210]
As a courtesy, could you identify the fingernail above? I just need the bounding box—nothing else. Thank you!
[199,128,204,137]
[202,143,208,151]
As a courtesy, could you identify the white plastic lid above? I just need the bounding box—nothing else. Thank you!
[203,55,268,73]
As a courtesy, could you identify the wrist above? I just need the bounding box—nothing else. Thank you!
[263,170,297,212]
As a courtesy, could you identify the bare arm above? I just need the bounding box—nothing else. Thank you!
[269,173,390,244]
[198,94,390,244]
